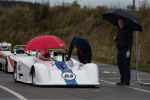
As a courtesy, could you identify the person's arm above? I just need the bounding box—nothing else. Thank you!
[126,29,133,58]
[114,29,119,41]
[68,37,77,59]
[68,44,74,59]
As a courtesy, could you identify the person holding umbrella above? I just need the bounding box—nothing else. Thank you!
[114,18,133,86]
[102,8,142,86]
[67,37,92,64]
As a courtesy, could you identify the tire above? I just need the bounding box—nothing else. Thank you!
[5,58,8,72]
[0,63,2,70]
[13,66,18,82]
[32,69,37,86]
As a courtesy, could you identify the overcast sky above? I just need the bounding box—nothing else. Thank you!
[16,0,150,8]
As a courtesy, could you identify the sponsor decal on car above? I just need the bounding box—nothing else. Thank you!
[55,61,78,85]
[62,72,76,80]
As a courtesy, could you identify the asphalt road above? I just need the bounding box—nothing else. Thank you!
[0,56,150,100]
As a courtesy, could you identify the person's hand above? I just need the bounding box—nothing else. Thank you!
[66,57,70,61]
[114,36,117,41]
[85,60,90,63]
[126,50,130,58]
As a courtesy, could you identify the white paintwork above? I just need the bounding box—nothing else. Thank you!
[0,51,14,72]
[0,42,12,72]
[10,50,100,86]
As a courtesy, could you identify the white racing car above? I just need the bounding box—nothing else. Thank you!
[10,49,100,86]
[10,35,100,86]
[0,44,30,72]
[0,42,14,72]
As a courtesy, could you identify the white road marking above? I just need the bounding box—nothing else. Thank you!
[0,84,28,100]
[100,80,150,94]
[101,71,116,74]
[100,80,115,85]
[98,64,107,66]
[138,79,150,80]
[106,78,120,80]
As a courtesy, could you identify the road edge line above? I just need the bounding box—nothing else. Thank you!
[100,79,150,94]
[0,84,28,100]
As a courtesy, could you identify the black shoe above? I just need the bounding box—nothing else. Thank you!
[116,82,130,86]
[116,82,124,85]
[124,83,130,86]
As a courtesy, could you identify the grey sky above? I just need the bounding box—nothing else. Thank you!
[16,0,149,8]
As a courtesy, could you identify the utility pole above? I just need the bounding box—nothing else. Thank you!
[133,0,135,11]
[133,0,140,84]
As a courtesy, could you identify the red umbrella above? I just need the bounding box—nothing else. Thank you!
[24,35,67,51]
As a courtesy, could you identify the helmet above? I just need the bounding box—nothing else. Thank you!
[1,42,9,50]
[16,47,24,54]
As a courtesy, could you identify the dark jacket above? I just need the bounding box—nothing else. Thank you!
[115,27,133,50]
[68,37,92,62]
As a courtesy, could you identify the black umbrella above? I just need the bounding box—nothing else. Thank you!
[102,8,142,31]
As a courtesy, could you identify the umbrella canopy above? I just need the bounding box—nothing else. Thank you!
[102,8,142,31]
[24,35,67,51]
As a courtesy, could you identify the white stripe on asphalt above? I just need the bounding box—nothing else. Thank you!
[0,85,28,100]
[101,71,116,74]
[101,80,150,94]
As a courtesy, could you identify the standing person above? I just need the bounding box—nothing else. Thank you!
[67,37,92,64]
[114,18,133,86]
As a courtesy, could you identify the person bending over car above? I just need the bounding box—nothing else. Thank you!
[67,37,92,64]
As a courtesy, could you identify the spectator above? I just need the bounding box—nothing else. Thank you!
[115,18,133,86]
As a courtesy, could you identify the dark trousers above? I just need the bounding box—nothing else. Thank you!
[117,50,131,83]
[77,53,91,64]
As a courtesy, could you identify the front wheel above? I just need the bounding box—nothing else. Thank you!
[13,66,18,82]
[32,70,37,86]
[5,58,8,72]
[0,63,2,70]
